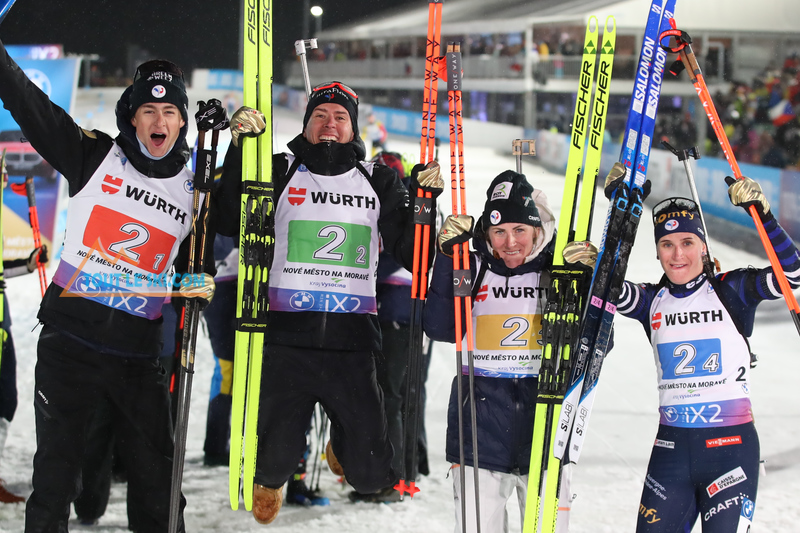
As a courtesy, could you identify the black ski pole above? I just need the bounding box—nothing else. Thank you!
[168,100,228,533]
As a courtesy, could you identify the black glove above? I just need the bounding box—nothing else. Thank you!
[26,245,48,272]
[410,161,444,199]
[725,175,771,220]
[437,214,474,257]
[195,99,230,132]
[641,179,652,201]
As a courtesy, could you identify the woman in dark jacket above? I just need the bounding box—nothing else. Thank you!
[424,171,570,533]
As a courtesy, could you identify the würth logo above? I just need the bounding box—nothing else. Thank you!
[475,284,488,302]
[288,187,306,206]
[651,312,662,330]
[102,174,123,194]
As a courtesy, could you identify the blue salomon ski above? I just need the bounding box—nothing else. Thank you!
[554,0,677,463]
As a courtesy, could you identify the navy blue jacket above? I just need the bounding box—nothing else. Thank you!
[424,235,554,473]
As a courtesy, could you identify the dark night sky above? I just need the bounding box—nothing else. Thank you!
[0,1,416,82]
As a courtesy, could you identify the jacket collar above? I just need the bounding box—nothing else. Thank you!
[287,134,367,176]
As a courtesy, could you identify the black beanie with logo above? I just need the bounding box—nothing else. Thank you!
[482,170,542,228]
[128,60,188,121]
[302,81,360,137]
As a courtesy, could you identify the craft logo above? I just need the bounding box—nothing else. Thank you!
[490,182,512,201]
[288,186,306,206]
[102,174,123,194]
[651,312,662,330]
[706,467,747,497]
[706,435,742,448]
[475,284,489,302]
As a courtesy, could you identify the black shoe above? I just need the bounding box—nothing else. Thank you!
[285,479,330,507]
[77,517,98,526]
[348,486,402,503]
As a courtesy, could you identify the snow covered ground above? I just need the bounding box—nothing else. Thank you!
[0,103,798,532]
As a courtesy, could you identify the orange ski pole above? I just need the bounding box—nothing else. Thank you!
[662,20,800,334]
[10,174,47,295]
[446,41,481,532]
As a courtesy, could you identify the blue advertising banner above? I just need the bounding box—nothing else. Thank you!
[692,157,782,227]
[0,56,80,260]
[5,44,63,60]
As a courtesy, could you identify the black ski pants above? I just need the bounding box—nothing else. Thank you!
[25,326,185,533]
[0,294,18,422]
[254,344,396,494]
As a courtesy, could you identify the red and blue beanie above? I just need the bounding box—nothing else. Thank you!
[302,81,360,136]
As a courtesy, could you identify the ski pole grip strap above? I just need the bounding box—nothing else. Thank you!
[453,269,472,297]
[659,28,690,53]
[194,149,216,191]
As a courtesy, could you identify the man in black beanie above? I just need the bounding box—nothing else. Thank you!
[222,82,443,524]
[0,37,231,531]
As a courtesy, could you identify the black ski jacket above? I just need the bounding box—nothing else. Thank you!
[0,40,224,357]
[220,133,422,352]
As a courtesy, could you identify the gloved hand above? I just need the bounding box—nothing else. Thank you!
[603,161,651,201]
[26,245,48,272]
[437,214,474,257]
[195,99,230,132]
[410,161,444,199]
[725,175,771,219]
[563,241,598,269]
[230,106,266,147]
[177,272,216,309]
